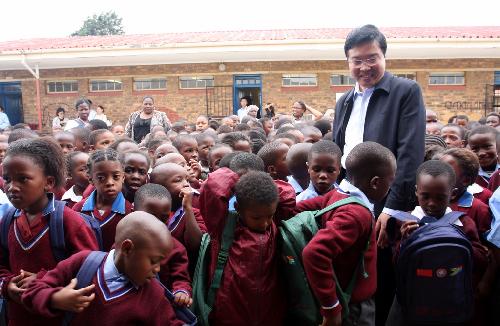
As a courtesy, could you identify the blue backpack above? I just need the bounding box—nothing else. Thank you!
[62,251,197,326]
[395,211,474,324]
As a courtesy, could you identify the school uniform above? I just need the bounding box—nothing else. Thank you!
[287,175,305,195]
[61,185,83,209]
[450,190,492,239]
[467,183,493,206]
[158,238,192,296]
[488,170,500,192]
[0,194,98,326]
[295,181,337,203]
[22,250,183,326]
[72,191,133,251]
[475,164,500,189]
[168,205,207,249]
[298,180,377,323]
[199,167,296,326]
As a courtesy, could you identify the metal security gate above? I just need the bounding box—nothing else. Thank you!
[485,84,500,113]
[205,85,233,119]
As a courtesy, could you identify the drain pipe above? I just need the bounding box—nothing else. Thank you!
[21,54,42,130]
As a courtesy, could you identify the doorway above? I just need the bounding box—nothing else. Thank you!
[233,75,262,117]
[0,82,23,125]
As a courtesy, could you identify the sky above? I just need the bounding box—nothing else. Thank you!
[1,0,499,42]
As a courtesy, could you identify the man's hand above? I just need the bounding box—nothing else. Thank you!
[375,212,392,248]
[321,314,342,326]
[51,278,95,313]
[173,291,193,308]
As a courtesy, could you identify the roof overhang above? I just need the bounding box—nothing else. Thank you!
[0,38,499,70]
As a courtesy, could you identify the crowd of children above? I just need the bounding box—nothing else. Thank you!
[0,101,497,326]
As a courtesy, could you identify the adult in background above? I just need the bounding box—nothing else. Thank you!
[0,105,11,131]
[64,99,91,130]
[52,107,69,131]
[332,24,425,325]
[237,96,250,121]
[125,96,171,143]
[291,101,323,122]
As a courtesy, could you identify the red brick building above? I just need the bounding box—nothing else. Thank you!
[0,26,499,129]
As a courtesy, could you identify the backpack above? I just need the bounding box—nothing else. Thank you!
[62,251,197,326]
[279,196,371,325]
[395,210,474,324]
[191,211,238,326]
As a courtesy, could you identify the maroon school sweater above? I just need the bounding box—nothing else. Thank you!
[0,206,98,326]
[22,250,183,326]
[297,190,376,318]
[72,191,133,251]
[472,187,493,206]
[488,170,500,192]
[450,196,492,238]
[158,237,192,295]
[168,206,207,250]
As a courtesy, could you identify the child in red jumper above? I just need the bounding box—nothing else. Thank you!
[22,211,182,326]
[119,150,150,203]
[467,126,499,188]
[199,152,296,326]
[436,148,492,237]
[62,151,90,209]
[72,148,133,251]
[0,138,98,326]
[134,183,192,308]
[298,142,396,326]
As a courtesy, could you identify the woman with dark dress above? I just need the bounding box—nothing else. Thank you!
[125,96,171,143]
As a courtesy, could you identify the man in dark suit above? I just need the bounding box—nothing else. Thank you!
[332,24,425,325]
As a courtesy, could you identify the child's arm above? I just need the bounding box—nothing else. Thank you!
[302,206,371,320]
[273,180,297,222]
[21,251,92,317]
[159,238,192,307]
[180,188,203,253]
[292,193,325,216]
[461,216,489,275]
[50,278,95,313]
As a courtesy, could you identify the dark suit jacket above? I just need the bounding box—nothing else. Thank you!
[333,72,425,212]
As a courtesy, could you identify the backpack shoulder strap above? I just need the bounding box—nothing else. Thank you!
[1,207,17,263]
[314,196,368,218]
[438,211,465,226]
[79,212,104,251]
[155,279,198,325]
[206,210,238,308]
[49,201,67,262]
[62,251,106,326]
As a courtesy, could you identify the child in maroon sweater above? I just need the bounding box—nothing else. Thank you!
[199,151,295,326]
[0,138,98,326]
[72,149,133,251]
[134,183,192,308]
[467,126,499,188]
[298,142,396,326]
[22,211,182,326]
[120,150,150,203]
[149,163,206,253]
[62,151,90,209]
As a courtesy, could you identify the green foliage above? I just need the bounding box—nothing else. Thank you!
[72,11,124,36]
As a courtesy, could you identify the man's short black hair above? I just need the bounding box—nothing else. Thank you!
[416,160,456,188]
[344,24,387,57]
[345,141,396,181]
[134,183,172,209]
[257,141,288,169]
[229,152,265,173]
[235,171,278,208]
[308,140,342,162]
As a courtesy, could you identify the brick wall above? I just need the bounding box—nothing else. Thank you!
[0,58,498,130]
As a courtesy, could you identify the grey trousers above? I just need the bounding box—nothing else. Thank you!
[343,298,376,326]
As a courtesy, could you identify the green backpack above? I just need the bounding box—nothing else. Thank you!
[191,211,238,326]
[279,196,372,325]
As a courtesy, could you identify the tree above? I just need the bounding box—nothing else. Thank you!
[72,11,124,36]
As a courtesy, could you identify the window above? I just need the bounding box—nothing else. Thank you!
[89,79,122,92]
[429,72,464,85]
[282,74,318,87]
[330,74,355,86]
[393,73,416,80]
[47,80,78,93]
[133,78,167,91]
[179,76,214,89]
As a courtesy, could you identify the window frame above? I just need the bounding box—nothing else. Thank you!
[89,79,123,92]
[330,74,356,86]
[428,72,465,85]
[46,80,79,94]
[178,76,214,89]
[133,77,168,91]
[282,74,318,87]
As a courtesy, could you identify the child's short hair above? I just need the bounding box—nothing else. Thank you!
[221,132,251,149]
[416,160,456,188]
[257,142,287,169]
[313,119,332,136]
[435,148,479,183]
[172,134,196,150]
[276,126,296,135]
[468,125,498,139]
[217,125,233,134]
[308,140,342,161]
[287,142,313,177]
[247,129,267,142]
[7,128,38,143]
[274,117,294,130]
[89,129,111,146]
[442,123,466,139]
[218,151,241,169]
[134,183,171,209]
[66,151,88,176]
[345,141,396,181]
[229,152,265,173]
[235,171,278,208]
[6,138,65,187]
[146,136,169,151]
[69,127,90,143]
[88,148,121,174]
[208,143,232,161]
[109,137,137,151]
[88,119,108,131]
[234,124,251,132]
[195,132,216,145]
[273,133,299,144]
[119,150,151,168]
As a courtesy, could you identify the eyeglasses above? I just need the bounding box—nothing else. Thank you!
[348,56,379,68]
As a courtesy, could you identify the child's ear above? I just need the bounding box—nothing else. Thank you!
[369,176,380,190]
[82,141,89,152]
[267,165,276,178]
[44,176,56,191]
[89,144,95,151]
[451,187,459,199]
[120,239,134,255]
